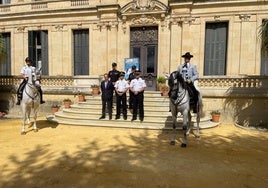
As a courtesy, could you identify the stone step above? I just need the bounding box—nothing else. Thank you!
[47,113,219,130]
[61,108,210,122]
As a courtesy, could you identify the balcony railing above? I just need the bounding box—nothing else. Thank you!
[1,75,267,97]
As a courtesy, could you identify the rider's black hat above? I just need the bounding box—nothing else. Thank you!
[131,65,136,70]
[112,62,117,67]
[181,52,193,59]
[25,57,32,62]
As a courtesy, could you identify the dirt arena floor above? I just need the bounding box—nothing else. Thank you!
[0,117,268,188]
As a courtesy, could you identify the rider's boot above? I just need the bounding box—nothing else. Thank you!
[16,93,21,105]
[39,88,45,104]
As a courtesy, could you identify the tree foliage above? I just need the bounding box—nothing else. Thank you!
[259,20,268,56]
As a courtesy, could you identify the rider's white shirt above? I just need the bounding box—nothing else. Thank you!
[20,65,35,78]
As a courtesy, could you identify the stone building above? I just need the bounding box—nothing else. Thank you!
[0,0,268,125]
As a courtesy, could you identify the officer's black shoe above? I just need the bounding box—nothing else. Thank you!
[140,118,144,122]
[16,101,20,105]
[99,116,105,120]
[40,100,45,104]
[131,118,137,122]
[115,116,120,120]
[123,116,127,120]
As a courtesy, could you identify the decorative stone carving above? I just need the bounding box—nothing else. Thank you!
[131,15,156,25]
[55,24,64,31]
[17,26,25,32]
[120,0,168,14]
[239,14,251,22]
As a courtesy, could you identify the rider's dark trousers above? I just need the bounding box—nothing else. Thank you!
[17,79,27,101]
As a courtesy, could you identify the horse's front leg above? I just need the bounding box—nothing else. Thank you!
[186,111,192,136]
[21,106,26,135]
[32,105,38,132]
[170,107,177,145]
[181,110,188,148]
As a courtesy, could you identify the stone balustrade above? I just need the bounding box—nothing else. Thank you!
[0,75,267,96]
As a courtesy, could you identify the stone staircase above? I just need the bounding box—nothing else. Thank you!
[47,91,219,130]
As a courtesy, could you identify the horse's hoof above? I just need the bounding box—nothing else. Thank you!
[170,141,175,145]
[181,143,187,148]
[34,129,38,132]
[21,131,26,135]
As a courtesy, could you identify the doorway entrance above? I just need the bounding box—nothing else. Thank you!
[130,26,158,91]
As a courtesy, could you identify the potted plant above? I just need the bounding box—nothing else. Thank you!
[91,84,100,95]
[157,76,166,91]
[51,104,60,115]
[211,110,221,122]
[63,98,72,108]
[161,85,169,96]
[74,90,86,102]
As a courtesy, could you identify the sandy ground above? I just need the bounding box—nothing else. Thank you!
[0,117,268,188]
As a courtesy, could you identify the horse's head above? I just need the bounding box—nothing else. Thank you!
[168,71,186,100]
[27,67,40,87]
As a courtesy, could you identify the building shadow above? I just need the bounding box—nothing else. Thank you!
[224,76,268,129]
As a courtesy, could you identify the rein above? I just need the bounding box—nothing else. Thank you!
[170,72,189,106]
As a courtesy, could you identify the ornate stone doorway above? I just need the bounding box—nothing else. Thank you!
[130,26,158,91]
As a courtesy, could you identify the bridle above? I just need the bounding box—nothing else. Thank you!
[169,72,189,106]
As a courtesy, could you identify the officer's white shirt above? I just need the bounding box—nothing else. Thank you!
[130,78,146,92]
[114,79,129,93]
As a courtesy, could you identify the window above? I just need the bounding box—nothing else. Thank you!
[73,29,89,75]
[0,33,11,76]
[204,22,228,75]
[28,30,48,75]
[0,0,10,4]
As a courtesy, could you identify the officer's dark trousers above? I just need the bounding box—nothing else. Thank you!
[129,90,134,108]
[101,99,112,119]
[132,92,144,120]
[116,93,127,118]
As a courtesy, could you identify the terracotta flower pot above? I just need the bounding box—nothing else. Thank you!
[212,114,220,122]
[51,107,59,115]
[63,101,71,108]
[92,87,100,95]
[78,94,85,102]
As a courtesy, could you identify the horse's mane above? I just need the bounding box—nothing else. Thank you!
[168,71,186,89]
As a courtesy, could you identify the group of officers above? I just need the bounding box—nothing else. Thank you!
[16,52,199,121]
[99,62,147,122]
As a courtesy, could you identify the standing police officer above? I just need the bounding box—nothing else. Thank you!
[108,62,120,107]
[129,70,146,122]
[114,72,129,120]
[127,65,136,109]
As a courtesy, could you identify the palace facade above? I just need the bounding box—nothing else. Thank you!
[0,0,268,90]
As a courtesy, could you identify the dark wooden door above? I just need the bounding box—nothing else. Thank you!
[130,26,158,91]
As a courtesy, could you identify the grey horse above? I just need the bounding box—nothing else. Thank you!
[167,71,201,147]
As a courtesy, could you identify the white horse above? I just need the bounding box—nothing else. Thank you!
[167,71,201,147]
[20,67,40,135]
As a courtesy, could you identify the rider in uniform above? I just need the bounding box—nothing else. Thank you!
[114,72,129,120]
[16,57,45,105]
[129,70,146,122]
[177,52,200,113]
